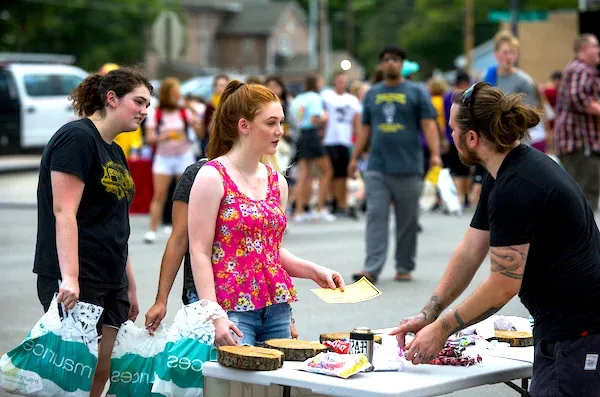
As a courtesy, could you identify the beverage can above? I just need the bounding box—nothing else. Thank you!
[349,327,374,372]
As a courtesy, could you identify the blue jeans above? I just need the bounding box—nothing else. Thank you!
[228,303,291,346]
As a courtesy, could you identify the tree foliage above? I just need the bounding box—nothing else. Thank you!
[285,0,579,78]
[0,0,164,71]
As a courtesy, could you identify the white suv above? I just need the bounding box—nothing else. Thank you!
[0,62,88,154]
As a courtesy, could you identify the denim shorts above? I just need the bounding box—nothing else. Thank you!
[228,303,291,346]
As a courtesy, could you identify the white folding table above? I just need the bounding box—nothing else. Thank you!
[203,326,534,397]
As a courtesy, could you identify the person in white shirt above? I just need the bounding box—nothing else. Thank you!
[321,71,362,215]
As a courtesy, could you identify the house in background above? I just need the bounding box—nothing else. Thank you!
[147,0,364,86]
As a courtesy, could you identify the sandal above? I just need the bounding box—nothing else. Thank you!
[394,273,412,281]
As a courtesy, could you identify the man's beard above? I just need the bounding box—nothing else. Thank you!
[457,134,481,167]
[384,67,400,79]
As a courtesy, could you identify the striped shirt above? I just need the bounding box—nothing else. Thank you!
[554,59,600,154]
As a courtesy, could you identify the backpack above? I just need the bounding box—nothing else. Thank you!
[155,107,190,141]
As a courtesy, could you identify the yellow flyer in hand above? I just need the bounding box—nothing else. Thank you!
[311,277,382,304]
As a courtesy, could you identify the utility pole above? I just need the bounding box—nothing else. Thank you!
[345,0,355,56]
[318,0,328,76]
[510,0,519,37]
[309,0,318,70]
[464,0,474,74]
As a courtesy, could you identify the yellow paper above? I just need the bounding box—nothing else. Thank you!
[425,165,442,185]
[311,277,382,304]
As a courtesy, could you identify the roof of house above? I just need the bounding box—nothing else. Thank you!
[217,1,304,36]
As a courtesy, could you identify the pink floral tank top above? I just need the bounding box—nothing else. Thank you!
[206,160,298,312]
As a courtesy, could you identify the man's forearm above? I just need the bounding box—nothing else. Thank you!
[351,125,371,161]
[436,277,512,337]
[155,238,188,303]
[55,214,79,281]
[420,233,487,320]
[422,119,440,158]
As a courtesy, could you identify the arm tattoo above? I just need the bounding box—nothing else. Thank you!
[441,319,451,332]
[490,245,528,280]
[450,307,501,335]
[422,293,445,320]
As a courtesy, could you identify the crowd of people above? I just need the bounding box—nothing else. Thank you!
[29,30,600,396]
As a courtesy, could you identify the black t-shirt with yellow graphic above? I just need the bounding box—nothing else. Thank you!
[34,118,134,288]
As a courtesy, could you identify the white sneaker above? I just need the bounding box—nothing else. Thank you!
[162,225,173,234]
[293,213,312,223]
[143,231,156,244]
[316,209,336,222]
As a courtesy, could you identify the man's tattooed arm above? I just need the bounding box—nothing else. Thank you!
[420,293,445,321]
[490,245,529,280]
[448,307,502,335]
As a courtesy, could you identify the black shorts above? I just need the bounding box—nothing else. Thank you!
[326,145,350,178]
[296,128,326,160]
[37,275,130,335]
[443,145,471,177]
[472,164,487,184]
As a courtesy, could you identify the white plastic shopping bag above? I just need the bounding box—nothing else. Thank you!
[0,295,102,396]
[437,168,462,216]
[106,321,168,397]
[151,301,217,397]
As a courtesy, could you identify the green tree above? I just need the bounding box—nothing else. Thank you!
[397,0,579,77]
[0,0,164,71]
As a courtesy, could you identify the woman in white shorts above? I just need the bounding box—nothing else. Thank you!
[144,77,200,243]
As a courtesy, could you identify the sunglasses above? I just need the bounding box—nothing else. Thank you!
[461,82,489,128]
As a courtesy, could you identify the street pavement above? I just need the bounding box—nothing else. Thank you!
[0,170,534,396]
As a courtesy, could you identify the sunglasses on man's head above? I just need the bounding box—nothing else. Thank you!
[461,82,489,126]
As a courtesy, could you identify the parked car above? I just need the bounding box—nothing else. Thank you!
[180,73,247,102]
[0,61,88,154]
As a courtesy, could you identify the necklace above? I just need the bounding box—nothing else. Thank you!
[226,155,262,200]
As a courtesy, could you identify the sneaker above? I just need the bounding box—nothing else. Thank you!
[162,225,173,234]
[143,231,156,244]
[315,209,336,222]
[293,213,312,223]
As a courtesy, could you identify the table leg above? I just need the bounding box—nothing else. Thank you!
[503,379,530,396]
[282,385,291,397]
[521,378,529,397]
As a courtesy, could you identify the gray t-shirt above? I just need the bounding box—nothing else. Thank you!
[497,69,539,108]
[172,158,208,304]
[362,81,437,175]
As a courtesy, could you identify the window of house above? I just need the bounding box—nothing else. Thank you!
[279,34,291,55]
[243,39,255,54]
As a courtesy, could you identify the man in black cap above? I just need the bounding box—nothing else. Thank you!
[349,45,442,283]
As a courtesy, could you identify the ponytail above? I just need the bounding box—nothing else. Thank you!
[70,74,105,117]
[69,67,153,118]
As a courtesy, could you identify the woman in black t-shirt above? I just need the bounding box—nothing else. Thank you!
[33,68,153,397]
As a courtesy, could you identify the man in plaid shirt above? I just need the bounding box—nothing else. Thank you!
[555,34,600,210]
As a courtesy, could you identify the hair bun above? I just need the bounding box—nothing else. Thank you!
[499,96,515,113]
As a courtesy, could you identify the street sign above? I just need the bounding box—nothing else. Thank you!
[152,11,184,62]
[488,10,548,23]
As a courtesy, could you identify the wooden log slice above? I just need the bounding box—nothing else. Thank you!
[264,339,328,361]
[319,332,382,344]
[217,345,284,371]
[491,330,534,347]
